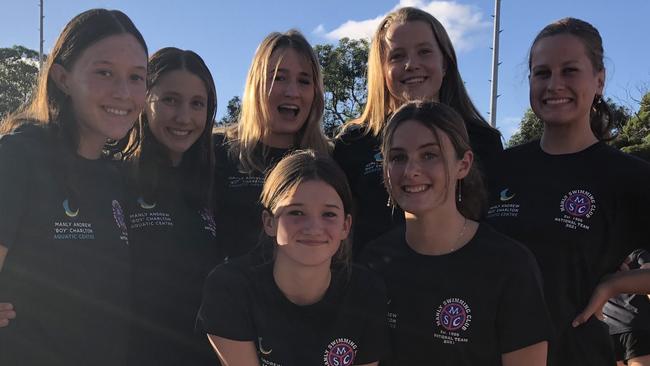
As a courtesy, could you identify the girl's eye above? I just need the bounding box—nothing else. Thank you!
[389,154,406,163]
[423,152,438,160]
[388,52,404,62]
[323,211,338,218]
[299,78,312,86]
[419,48,433,56]
[563,67,578,74]
[161,96,177,105]
[96,70,112,77]
[287,210,304,216]
[191,100,206,109]
[272,74,286,82]
[533,69,550,78]
[130,74,145,82]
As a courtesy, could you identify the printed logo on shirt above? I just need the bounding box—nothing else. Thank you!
[363,148,383,176]
[54,198,96,240]
[387,298,398,329]
[554,189,596,231]
[228,176,265,188]
[112,200,129,243]
[129,198,174,229]
[137,196,156,209]
[486,188,520,218]
[434,298,472,345]
[323,338,357,366]
[63,198,79,217]
[200,208,217,237]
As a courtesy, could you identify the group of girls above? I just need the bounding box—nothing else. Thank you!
[0,6,649,366]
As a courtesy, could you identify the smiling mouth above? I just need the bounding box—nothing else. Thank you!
[402,184,430,193]
[278,104,300,117]
[104,107,129,116]
[297,239,328,246]
[401,76,427,85]
[167,128,191,136]
[543,97,572,105]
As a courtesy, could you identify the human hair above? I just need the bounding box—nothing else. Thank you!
[342,6,497,140]
[223,30,330,173]
[529,17,613,141]
[123,47,217,209]
[260,150,354,270]
[381,101,485,220]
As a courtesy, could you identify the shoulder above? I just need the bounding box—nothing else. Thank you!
[205,255,256,290]
[0,122,53,154]
[473,223,539,268]
[334,124,375,147]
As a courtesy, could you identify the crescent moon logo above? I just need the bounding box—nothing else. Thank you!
[258,337,272,355]
[63,199,79,217]
[374,152,383,162]
[499,188,515,202]
[137,197,156,209]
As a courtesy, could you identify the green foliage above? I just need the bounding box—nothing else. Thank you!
[217,96,241,126]
[507,108,543,147]
[616,92,650,161]
[0,45,41,120]
[314,38,369,136]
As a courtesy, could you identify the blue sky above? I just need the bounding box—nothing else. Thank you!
[2,0,649,141]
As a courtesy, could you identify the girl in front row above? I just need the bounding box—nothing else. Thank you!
[199,150,389,366]
[363,101,551,366]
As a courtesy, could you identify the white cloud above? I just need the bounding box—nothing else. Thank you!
[313,24,326,36]
[318,0,491,52]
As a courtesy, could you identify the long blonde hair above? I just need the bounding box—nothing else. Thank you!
[223,30,330,173]
[342,7,494,138]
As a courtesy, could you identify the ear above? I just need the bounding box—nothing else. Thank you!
[455,150,474,180]
[262,210,277,237]
[50,63,71,95]
[596,68,605,95]
[341,213,352,240]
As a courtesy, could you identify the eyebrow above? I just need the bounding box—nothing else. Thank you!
[387,41,433,50]
[273,68,312,77]
[91,60,146,71]
[284,203,342,209]
[390,142,440,151]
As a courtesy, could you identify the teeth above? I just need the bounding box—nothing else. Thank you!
[168,129,191,136]
[403,185,429,193]
[105,107,128,116]
[403,77,426,85]
[279,104,299,110]
[545,98,571,105]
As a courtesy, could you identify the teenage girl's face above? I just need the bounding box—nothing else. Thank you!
[146,70,208,166]
[529,34,604,131]
[383,21,446,105]
[386,119,471,217]
[264,48,315,148]
[53,34,147,155]
[264,180,351,268]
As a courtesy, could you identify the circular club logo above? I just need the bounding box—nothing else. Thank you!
[112,200,127,232]
[560,190,596,218]
[323,338,357,366]
[435,298,472,332]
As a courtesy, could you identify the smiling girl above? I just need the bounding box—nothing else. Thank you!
[121,47,220,366]
[199,150,389,366]
[214,30,330,261]
[485,18,650,366]
[0,9,147,366]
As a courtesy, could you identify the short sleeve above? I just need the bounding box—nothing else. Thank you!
[0,134,34,248]
[496,245,553,353]
[197,263,255,341]
[354,270,391,364]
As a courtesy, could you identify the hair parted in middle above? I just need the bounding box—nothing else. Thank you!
[381,101,486,220]
[343,6,497,139]
[123,47,217,209]
[223,30,330,173]
[260,149,354,270]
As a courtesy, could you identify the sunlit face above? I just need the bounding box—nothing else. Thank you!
[146,70,208,166]
[386,120,471,217]
[264,48,315,148]
[529,34,604,131]
[54,34,147,156]
[263,180,351,268]
[383,21,446,106]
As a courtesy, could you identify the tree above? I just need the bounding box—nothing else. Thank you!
[0,45,40,120]
[619,92,650,161]
[314,38,369,136]
[217,96,241,126]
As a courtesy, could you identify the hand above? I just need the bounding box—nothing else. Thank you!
[0,302,16,327]
[572,280,614,327]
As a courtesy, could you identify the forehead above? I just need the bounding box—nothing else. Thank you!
[391,119,441,147]
[530,34,591,67]
[73,33,147,69]
[384,20,437,48]
[269,47,313,74]
[153,69,207,96]
[280,180,343,205]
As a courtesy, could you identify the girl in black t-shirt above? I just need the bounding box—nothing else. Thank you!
[121,48,220,366]
[333,7,502,255]
[214,30,331,260]
[0,9,147,366]
[485,18,650,366]
[363,101,550,366]
[199,150,389,366]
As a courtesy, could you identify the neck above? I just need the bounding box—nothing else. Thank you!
[405,207,476,256]
[540,120,598,154]
[76,137,105,160]
[273,253,332,306]
[262,132,294,149]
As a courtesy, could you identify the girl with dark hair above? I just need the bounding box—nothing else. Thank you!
[485,18,650,366]
[214,30,330,261]
[334,7,503,255]
[121,47,220,366]
[199,150,389,366]
[363,101,551,366]
[0,8,147,366]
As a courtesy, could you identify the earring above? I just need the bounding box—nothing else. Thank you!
[594,94,604,106]
[457,179,462,203]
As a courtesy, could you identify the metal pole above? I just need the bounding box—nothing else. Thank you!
[39,0,44,70]
[489,0,501,128]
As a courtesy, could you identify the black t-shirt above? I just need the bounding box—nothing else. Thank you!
[334,121,502,257]
[485,140,650,366]
[0,124,131,366]
[213,134,290,260]
[603,249,650,334]
[362,223,551,366]
[127,166,221,366]
[198,255,390,366]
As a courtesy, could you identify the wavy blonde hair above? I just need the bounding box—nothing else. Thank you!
[223,30,330,173]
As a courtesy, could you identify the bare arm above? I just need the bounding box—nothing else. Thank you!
[0,243,16,328]
[502,341,547,366]
[0,243,7,271]
[207,334,260,366]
